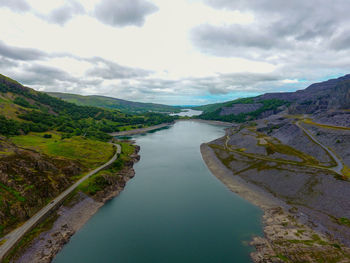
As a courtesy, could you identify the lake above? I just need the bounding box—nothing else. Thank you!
[53,121,263,263]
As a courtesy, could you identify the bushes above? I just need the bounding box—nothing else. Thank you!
[14,97,36,109]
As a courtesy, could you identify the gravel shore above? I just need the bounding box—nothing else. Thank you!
[200,143,350,262]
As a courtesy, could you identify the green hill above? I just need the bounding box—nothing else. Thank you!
[193,97,289,123]
[0,74,176,141]
[48,92,182,114]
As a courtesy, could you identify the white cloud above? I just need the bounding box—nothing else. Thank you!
[0,0,349,105]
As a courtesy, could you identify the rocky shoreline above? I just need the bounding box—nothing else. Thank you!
[200,143,350,262]
[12,145,140,263]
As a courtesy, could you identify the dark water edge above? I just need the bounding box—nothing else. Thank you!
[53,121,263,263]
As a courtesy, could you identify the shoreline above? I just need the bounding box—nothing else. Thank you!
[12,146,140,263]
[200,143,350,262]
[178,119,234,127]
[109,122,174,136]
[109,119,233,137]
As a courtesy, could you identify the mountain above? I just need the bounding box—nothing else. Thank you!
[0,74,175,140]
[195,74,350,122]
[48,92,182,114]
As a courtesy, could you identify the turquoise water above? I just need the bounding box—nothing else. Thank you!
[53,121,263,263]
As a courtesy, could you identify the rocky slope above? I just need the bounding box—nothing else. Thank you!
[12,144,140,263]
[197,74,350,122]
[203,112,350,262]
[0,138,83,237]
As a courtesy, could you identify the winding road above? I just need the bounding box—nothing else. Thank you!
[0,144,121,262]
[223,122,344,176]
[296,121,343,174]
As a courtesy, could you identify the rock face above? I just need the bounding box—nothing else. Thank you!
[259,74,350,113]
[220,103,263,116]
[0,139,83,237]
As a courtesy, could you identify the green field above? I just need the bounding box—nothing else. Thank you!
[10,132,114,167]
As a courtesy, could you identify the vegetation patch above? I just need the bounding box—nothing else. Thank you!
[303,119,350,131]
[198,99,288,123]
[77,142,135,196]
[338,217,350,226]
[11,132,114,167]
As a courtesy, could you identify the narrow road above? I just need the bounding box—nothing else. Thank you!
[0,144,121,262]
[296,121,343,174]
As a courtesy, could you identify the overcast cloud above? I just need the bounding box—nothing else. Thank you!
[0,0,349,105]
[94,0,158,27]
[0,0,30,13]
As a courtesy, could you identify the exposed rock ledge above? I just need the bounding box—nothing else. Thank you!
[13,146,140,263]
[200,143,350,263]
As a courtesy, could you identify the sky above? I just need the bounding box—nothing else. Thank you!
[0,0,350,105]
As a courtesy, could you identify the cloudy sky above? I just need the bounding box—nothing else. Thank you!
[0,0,349,105]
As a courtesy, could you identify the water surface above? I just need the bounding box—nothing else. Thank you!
[170,109,202,117]
[54,121,263,263]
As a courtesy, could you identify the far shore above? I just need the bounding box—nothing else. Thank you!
[109,119,233,137]
[109,122,174,136]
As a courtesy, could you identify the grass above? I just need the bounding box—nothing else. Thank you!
[338,217,350,226]
[118,124,145,131]
[303,119,350,131]
[77,142,135,196]
[0,238,6,246]
[276,254,289,261]
[11,132,114,167]
[262,140,320,166]
[341,166,350,178]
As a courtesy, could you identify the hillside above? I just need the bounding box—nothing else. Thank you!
[0,74,175,239]
[0,74,175,140]
[48,92,182,114]
[195,74,350,123]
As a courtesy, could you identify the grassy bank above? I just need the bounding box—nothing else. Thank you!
[10,132,114,167]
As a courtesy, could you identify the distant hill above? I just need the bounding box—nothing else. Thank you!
[0,74,176,140]
[48,92,182,114]
[194,74,350,122]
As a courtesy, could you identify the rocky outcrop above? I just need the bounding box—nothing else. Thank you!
[251,207,350,263]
